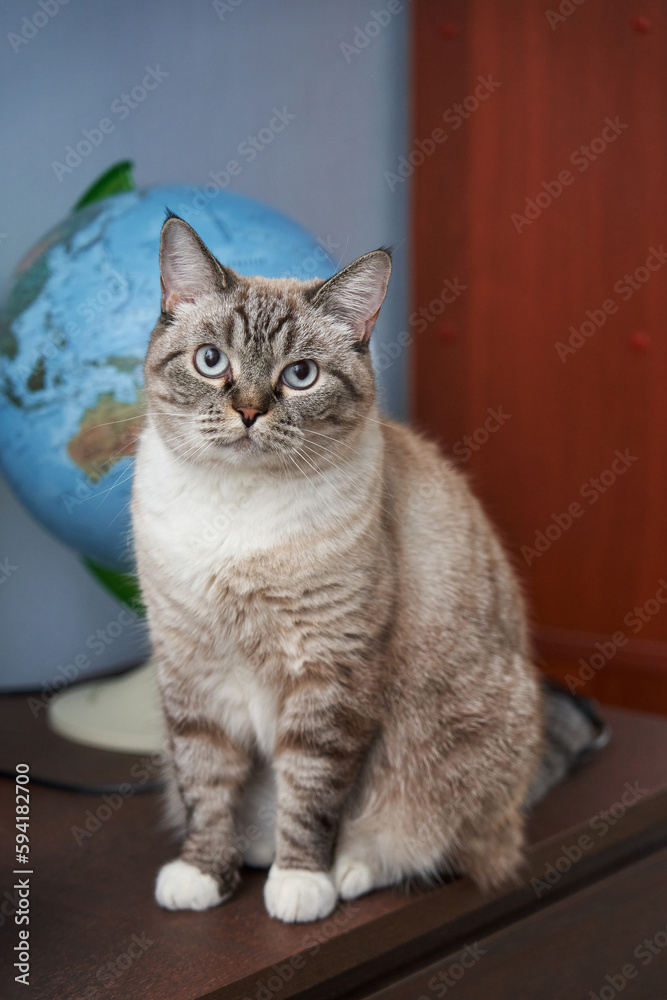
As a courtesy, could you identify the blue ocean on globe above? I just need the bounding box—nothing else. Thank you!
[0,185,336,572]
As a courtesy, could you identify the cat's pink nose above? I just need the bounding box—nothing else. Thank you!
[235,406,263,428]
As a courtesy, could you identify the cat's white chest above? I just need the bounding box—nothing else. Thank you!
[198,663,279,756]
[133,421,382,744]
[133,425,315,590]
[146,477,257,584]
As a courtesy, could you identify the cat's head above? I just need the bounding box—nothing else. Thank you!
[143,214,391,472]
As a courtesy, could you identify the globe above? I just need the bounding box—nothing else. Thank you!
[0,166,336,584]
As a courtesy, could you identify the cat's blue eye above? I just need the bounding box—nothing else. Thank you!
[194,344,230,378]
[281,360,319,390]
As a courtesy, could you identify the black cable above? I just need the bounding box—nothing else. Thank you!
[0,767,163,795]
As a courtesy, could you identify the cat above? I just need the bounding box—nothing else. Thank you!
[131,212,544,923]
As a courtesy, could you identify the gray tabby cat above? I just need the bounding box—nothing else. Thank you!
[132,214,545,923]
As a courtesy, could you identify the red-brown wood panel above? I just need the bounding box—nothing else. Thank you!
[411,1,667,711]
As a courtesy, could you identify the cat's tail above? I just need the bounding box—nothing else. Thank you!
[525,677,610,811]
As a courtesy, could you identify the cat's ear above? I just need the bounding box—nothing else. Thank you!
[309,249,392,342]
[159,213,236,313]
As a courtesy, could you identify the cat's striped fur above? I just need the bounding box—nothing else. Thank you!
[132,215,543,922]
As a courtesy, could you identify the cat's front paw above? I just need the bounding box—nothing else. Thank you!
[333,855,376,900]
[264,866,337,922]
[155,859,226,911]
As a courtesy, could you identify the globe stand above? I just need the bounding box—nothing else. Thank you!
[47,660,165,754]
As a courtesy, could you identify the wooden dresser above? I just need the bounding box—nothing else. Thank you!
[1,697,667,999]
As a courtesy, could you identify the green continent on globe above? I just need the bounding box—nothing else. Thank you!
[67,390,145,482]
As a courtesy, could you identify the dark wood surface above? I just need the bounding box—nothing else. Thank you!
[360,845,667,999]
[411,0,667,713]
[2,695,667,999]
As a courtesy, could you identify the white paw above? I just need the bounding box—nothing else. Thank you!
[264,866,337,923]
[155,859,224,911]
[333,856,375,900]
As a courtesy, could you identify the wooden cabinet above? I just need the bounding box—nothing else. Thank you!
[6,698,667,999]
[411,0,667,712]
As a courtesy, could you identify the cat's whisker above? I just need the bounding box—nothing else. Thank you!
[87,463,136,506]
[101,431,148,470]
[75,414,146,434]
[292,445,381,541]
[297,453,384,544]
[272,451,295,482]
[99,448,140,497]
[176,436,214,465]
[106,497,134,531]
[73,428,143,500]
[78,410,198,435]
[284,450,333,506]
[73,449,137,506]
[356,412,400,432]
[77,478,125,505]
[333,234,350,270]
[300,439,401,528]
[298,439,366,484]
[304,425,396,497]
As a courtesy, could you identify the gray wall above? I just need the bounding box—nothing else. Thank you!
[0,0,409,689]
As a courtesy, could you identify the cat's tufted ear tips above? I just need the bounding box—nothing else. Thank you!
[309,248,392,342]
[159,213,236,314]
